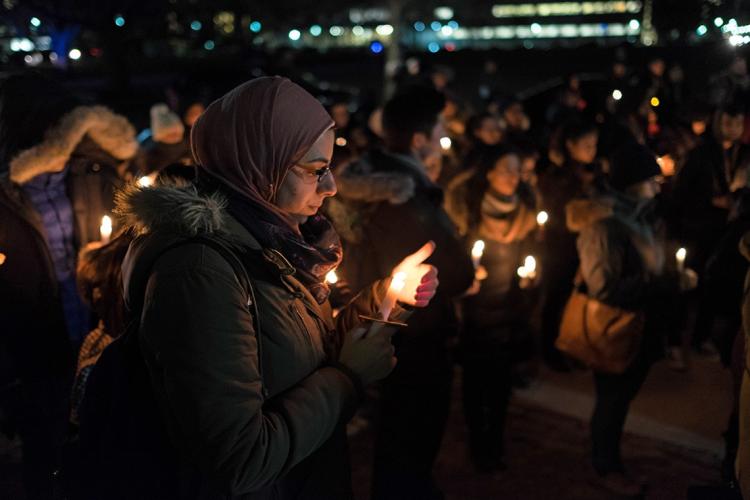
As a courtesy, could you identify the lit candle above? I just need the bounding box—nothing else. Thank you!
[524,255,537,275]
[536,211,548,227]
[676,247,687,272]
[137,175,155,188]
[325,270,339,285]
[379,271,407,321]
[440,137,452,150]
[100,215,112,244]
[517,255,537,280]
[471,240,485,269]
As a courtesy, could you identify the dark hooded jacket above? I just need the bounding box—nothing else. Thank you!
[113,181,399,499]
[0,105,137,387]
[565,186,675,312]
[328,148,475,378]
[673,135,750,247]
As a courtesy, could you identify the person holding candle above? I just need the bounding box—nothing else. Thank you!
[329,85,474,500]
[674,101,750,357]
[88,77,438,500]
[445,144,538,472]
[566,142,695,497]
[0,72,138,500]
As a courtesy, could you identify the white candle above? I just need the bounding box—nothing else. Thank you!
[137,175,155,188]
[325,270,339,285]
[676,247,687,272]
[471,240,485,269]
[100,215,112,244]
[379,271,407,321]
[524,255,537,274]
[518,255,537,280]
[536,211,548,226]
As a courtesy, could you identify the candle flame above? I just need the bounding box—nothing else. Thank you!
[100,215,113,243]
[517,266,529,279]
[524,255,536,273]
[440,137,452,150]
[325,270,339,284]
[536,211,548,225]
[137,175,155,188]
[676,248,687,261]
[471,240,485,258]
[392,271,407,291]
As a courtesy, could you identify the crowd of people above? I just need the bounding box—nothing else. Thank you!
[0,50,749,500]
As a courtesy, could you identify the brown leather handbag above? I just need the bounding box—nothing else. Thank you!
[556,273,645,374]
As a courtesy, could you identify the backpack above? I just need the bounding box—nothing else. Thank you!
[72,236,262,499]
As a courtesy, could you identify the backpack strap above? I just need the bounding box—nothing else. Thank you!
[187,236,269,398]
[128,235,268,398]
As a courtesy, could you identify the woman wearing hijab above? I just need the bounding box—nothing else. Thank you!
[102,77,439,499]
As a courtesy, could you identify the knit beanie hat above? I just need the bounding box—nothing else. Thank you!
[609,143,661,191]
[150,103,184,144]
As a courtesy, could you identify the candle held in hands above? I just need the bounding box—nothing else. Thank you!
[325,270,339,285]
[379,271,407,321]
[676,247,687,272]
[137,175,155,188]
[536,211,548,226]
[471,240,485,269]
[517,255,537,280]
[100,215,112,244]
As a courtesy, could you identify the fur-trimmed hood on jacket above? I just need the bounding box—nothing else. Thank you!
[10,105,138,185]
[115,180,228,238]
[115,180,247,313]
[326,149,436,243]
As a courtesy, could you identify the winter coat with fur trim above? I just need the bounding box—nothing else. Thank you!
[112,181,397,499]
[445,169,538,347]
[328,148,475,379]
[0,106,136,387]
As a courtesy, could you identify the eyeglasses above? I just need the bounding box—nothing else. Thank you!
[292,164,332,184]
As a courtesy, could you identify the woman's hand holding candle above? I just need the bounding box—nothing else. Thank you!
[389,240,439,310]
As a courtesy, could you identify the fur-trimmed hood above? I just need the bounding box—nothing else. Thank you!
[327,149,434,243]
[10,105,138,185]
[565,197,616,233]
[566,190,658,240]
[116,180,254,313]
[335,151,417,205]
[114,181,227,237]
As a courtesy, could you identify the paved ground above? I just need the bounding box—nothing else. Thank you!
[350,359,730,500]
[0,356,734,499]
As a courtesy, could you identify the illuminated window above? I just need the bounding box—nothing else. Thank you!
[492,1,642,18]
